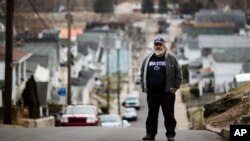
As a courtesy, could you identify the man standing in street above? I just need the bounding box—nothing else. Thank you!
[140,37,182,141]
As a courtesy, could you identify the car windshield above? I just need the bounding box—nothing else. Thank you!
[65,106,95,115]
[100,115,120,123]
[126,97,137,101]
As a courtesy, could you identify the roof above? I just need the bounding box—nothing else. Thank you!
[59,28,83,40]
[0,47,32,62]
[27,55,49,68]
[77,30,120,49]
[26,63,37,77]
[77,41,99,56]
[40,29,60,41]
[17,42,58,56]
[234,73,250,82]
[71,68,95,86]
[213,48,250,62]
[195,9,246,28]
[17,42,58,66]
[77,33,102,43]
[242,61,250,73]
[184,26,235,36]
[198,35,250,48]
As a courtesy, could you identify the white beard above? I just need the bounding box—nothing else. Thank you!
[154,48,166,57]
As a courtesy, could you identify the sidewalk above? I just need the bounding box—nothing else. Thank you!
[175,89,189,129]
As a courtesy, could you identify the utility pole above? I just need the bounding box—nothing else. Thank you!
[128,41,132,96]
[66,0,72,105]
[117,44,121,115]
[106,31,110,114]
[3,0,14,124]
[115,34,122,115]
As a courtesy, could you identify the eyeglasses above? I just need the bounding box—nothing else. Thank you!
[154,43,163,46]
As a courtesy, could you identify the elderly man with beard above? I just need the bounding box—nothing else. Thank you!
[140,37,182,141]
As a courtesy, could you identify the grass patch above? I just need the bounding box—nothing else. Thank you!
[188,106,205,129]
[181,87,198,102]
[98,93,117,102]
[204,82,250,128]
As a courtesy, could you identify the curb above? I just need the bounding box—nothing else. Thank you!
[206,124,229,141]
[0,124,24,128]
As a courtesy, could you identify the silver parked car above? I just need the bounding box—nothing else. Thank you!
[99,114,130,128]
[122,108,137,121]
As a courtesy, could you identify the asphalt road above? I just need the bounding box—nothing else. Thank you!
[130,85,165,130]
[0,127,222,141]
[0,85,222,141]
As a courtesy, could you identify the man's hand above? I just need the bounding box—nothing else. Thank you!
[170,88,177,94]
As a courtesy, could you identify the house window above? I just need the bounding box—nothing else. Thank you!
[202,48,212,57]
[21,63,24,82]
[192,71,200,78]
[15,65,19,85]
[192,74,197,78]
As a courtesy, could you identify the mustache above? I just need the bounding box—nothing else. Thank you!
[155,48,165,51]
[154,48,166,56]
[155,48,163,50]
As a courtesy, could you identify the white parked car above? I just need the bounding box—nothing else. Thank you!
[123,95,140,110]
[135,74,141,84]
[122,108,138,121]
[99,114,130,128]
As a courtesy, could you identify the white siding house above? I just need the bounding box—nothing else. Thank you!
[0,47,32,106]
[213,62,242,93]
[198,35,250,93]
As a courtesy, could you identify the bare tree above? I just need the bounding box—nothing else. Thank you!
[230,0,250,24]
[0,0,57,36]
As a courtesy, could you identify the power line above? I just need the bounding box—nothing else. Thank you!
[31,0,57,30]
[27,0,61,66]
[27,0,58,42]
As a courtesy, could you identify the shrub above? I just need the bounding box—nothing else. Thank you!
[190,87,200,97]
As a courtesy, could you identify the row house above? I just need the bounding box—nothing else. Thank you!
[198,35,250,94]
[195,9,246,30]
[176,9,248,95]
[18,41,58,116]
